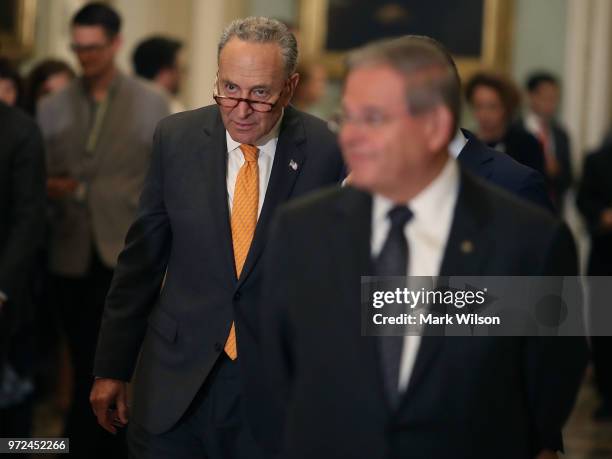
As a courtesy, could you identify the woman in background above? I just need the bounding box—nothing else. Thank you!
[0,58,24,108]
[465,71,545,176]
[25,59,75,115]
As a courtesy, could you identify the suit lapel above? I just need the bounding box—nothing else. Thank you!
[457,130,495,181]
[400,169,492,406]
[236,107,307,288]
[201,109,237,287]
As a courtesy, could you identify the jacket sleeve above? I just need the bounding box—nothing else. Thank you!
[576,153,608,235]
[260,209,295,414]
[523,223,588,453]
[518,169,555,213]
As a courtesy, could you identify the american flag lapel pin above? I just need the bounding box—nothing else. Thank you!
[289,159,299,171]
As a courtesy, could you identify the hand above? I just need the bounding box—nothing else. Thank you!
[90,378,129,434]
[544,154,561,178]
[600,208,612,230]
[47,177,79,199]
[535,450,559,459]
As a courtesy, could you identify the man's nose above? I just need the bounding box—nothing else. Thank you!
[235,100,253,118]
[339,121,363,147]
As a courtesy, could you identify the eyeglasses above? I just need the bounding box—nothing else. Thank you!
[328,111,404,133]
[70,42,110,54]
[213,76,287,113]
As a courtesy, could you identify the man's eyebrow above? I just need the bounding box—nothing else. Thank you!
[220,79,270,90]
[342,105,385,113]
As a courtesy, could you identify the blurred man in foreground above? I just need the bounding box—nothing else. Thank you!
[262,35,587,459]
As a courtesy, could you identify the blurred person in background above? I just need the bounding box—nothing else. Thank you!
[25,59,75,115]
[420,38,553,212]
[292,60,327,118]
[466,71,545,176]
[37,3,169,457]
[577,139,612,422]
[132,35,185,113]
[0,58,24,108]
[521,72,572,213]
[0,102,46,441]
[24,58,76,417]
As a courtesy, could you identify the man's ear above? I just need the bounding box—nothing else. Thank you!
[110,33,123,53]
[284,72,300,105]
[424,105,454,153]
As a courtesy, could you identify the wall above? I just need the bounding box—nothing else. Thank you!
[512,0,567,88]
[249,0,295,22]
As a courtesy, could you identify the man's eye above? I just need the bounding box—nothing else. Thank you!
[364,113,385,125]
[253,89,268,98]
[225,84,237,92]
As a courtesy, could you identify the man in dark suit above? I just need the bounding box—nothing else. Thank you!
[90,17,344,458]
[577,142,612,420]
[0,102,46,437]
[455,130,553,211]
[262,35,587,459]
[521,72,573,212]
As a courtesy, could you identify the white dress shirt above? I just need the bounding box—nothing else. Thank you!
[225,112,283,217]
[371,157,460,393]
[524,110,556,154]
[449,130,468,159]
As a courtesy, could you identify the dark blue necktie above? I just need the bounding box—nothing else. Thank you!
[375,205,413,406]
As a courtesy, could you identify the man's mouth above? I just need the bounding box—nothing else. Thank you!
[233,121,255,130]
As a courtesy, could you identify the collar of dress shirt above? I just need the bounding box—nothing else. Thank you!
[78,70,123,100]
[226,109,284,158]
[372,156,460,249]
[524,110,544,136]
[449,129,467,158]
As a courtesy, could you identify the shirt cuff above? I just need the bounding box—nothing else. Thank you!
[0,290,7,303]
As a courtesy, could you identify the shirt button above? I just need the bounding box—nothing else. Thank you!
[214,342,223,352]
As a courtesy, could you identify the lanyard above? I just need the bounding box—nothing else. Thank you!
[85,81,117,156]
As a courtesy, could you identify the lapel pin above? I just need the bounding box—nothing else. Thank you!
[289,159,299,171]
[460,240,474,254]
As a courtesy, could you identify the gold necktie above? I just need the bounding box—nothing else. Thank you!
[225,144,259,360]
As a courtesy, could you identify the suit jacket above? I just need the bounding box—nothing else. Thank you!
[37,72,170,276]
[576,144,612,275]
[262,169,587,459]
[458,129,553,211]
[0,103,46,352]
[503,123,546,176]
[93,105,344,447]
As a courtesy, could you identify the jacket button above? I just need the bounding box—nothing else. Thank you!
[234,292,241,301]
[214,342,223,352]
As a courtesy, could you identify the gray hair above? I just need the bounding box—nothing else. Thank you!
[346,35,461,133]
[218,17,298,77]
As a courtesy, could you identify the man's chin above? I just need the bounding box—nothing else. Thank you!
[346,174,376,192]
[228,129,259,145]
